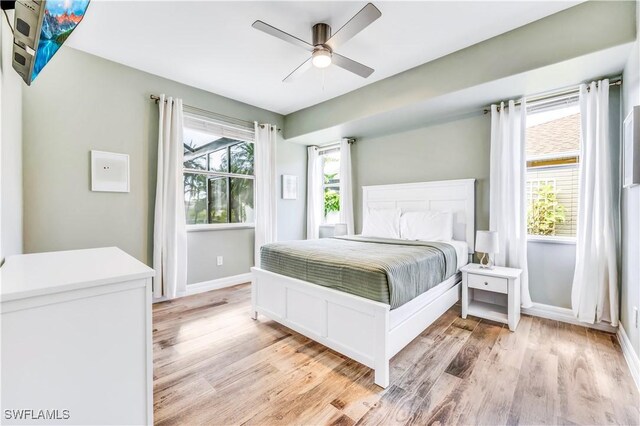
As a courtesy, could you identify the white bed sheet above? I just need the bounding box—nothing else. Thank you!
[445,240,470,270]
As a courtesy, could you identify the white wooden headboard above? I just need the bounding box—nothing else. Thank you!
[362,179,476,252]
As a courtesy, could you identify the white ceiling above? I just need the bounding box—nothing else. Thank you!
[66,1,583,115]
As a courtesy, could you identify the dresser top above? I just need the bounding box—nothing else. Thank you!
[1,247,154,302]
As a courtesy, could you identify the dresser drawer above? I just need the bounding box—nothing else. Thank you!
[468,273,508,294]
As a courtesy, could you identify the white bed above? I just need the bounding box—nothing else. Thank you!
[251,178,475,388]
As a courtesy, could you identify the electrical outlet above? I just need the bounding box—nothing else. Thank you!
[634,306,638,329]
[216,256,223,266]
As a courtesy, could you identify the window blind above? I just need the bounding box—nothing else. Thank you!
[527,93,579,115]
[183,111,255,143]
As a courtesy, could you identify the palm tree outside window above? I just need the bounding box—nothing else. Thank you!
[183,125,255,226]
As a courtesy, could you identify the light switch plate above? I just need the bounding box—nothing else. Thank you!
[91,150,130,193]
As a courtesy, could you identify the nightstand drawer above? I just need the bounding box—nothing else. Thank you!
[468,274,508,294]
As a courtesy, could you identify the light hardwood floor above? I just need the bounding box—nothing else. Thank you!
[153,284,639,426]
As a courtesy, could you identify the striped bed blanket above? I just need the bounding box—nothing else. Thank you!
[259,236,457,309]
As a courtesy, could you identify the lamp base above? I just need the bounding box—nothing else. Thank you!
[479,253,494,269]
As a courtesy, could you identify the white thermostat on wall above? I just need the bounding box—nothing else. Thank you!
[91,150,130,193]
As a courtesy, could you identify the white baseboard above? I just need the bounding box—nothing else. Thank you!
[618,324,640,391]
[186,272,253,296]
[522,302,617,333]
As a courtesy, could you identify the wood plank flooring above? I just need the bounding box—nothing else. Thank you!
[153,284,639,426]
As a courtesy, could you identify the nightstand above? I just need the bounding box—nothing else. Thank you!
[460,263,522,331]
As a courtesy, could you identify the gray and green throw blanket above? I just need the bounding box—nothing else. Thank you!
[259,236,457,309]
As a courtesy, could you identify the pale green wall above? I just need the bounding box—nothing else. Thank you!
[351,114,490,233]
[0,17,23,262]
[22,47,305,284]
[621,0,640,356]
[527,241,574,308]
[277,138,308,242]
[186,228,254,283]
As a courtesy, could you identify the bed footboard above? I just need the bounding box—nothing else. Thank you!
[250,267,391,388]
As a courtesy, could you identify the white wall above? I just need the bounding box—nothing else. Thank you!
[621,0,640,356]
[0,15,23,263]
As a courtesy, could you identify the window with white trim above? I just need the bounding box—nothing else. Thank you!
[183,113,255,226]
[320,148,341,224]
[525,100,580,237]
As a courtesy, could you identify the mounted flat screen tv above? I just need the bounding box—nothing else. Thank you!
[12,0,90,85]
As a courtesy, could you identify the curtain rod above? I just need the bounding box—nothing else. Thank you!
[482,77,622,114]
[150,94,282,132]
[313,139,356,151]
[150,94,255,129]
[257,123,282,133]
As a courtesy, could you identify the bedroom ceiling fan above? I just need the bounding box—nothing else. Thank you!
[252,3,382,82]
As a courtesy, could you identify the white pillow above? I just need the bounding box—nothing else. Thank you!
[400,210,453,241]
[361,209,401,239]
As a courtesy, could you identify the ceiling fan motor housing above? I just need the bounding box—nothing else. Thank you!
[312,23,332,49]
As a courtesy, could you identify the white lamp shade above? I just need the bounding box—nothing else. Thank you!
[334,223,348,237]
[476,230,499,254]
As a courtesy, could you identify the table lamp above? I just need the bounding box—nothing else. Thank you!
[475,230,499,269]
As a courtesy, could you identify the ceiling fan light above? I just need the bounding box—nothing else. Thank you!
[312,49,332,68]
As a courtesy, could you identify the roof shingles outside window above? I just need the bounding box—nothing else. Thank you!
[526,113,580,158]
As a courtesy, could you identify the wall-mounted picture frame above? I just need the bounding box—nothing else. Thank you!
[282,174,297,200]
[91,150,130,193]
[623,106,640,188]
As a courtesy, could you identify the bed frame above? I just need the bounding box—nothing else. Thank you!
[251,178,476,388]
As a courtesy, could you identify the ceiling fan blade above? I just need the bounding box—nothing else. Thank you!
[252,20,314,52]
[283,57,313,83]
[332,53,374,78]
[325,3,381,50]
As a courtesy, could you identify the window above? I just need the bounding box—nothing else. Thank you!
[525,101,580,238]
[183,114,255,227]
[321,149,341,224]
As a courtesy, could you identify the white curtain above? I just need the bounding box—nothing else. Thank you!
[489,100,532,308]
[153,94,187,300]
[306,146,323,239]
[572,80,618,326]
[339,138,355,235]
[255,123,277,267]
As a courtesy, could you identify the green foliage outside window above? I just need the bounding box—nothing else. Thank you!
[228,143,254,223]
[324,189,340,217]
[527,184,566,236]
[184,140,208,224]
[324,172,340,217]
[184,173,208,224]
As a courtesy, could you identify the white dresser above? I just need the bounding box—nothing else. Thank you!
[0,247,155,425]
